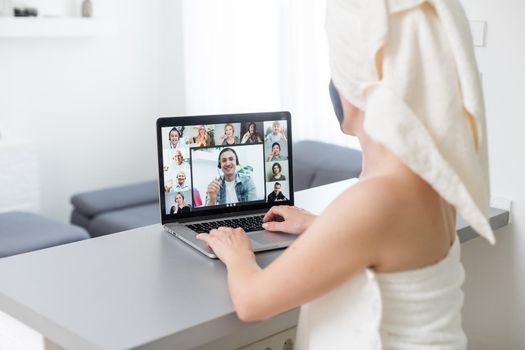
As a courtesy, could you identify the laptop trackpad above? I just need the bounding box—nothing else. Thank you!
[250,231,295,247]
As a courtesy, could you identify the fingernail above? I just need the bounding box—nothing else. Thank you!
[262,223,268,229]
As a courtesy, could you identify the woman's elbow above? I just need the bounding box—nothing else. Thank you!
[234,300,271,322]
[235,307,257,322]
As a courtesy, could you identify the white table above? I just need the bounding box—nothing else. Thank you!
[0,179,509,349]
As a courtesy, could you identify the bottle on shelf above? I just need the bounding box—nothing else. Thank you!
[81,0,92,18]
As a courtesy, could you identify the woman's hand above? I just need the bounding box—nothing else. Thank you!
[196,227,255,265]
[262,206,316,234]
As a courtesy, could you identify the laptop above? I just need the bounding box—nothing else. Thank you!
[156,111,297,258]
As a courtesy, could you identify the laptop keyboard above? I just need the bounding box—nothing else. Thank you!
[186,215,265,233]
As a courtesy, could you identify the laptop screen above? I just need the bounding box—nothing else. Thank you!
[156,112,293,223]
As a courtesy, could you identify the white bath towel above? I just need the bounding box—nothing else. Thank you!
[296,237,467,349]
[326,0,495,243]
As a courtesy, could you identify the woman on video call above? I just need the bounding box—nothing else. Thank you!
[197,0,495,348]
[269,162,286,181]
[193,125,211,147]
[170,192,190,214]
[220,123,240,145]
[241,122,262,144]
[265,121,287,143]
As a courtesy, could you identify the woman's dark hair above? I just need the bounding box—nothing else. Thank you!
[272,162,282,172]
[217,147,239,168]
[169,127,182,139]
[248,122,257,132]
[271,142,281,150]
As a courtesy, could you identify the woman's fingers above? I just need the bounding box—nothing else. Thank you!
[196,227,253,264]
[262,205,316,234]
[196,232,213,243]
[262,220,287,232]
[197,227,244,244]
[263,205,288,223]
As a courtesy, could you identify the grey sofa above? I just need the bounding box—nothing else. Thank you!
[0,211,90,258]
[71,141,363,237]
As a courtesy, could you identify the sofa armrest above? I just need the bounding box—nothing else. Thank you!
[293,140,362,191]
[71,180,158,217]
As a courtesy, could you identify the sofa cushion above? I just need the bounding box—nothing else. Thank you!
[70,209,91,231]
[0,211,90,258]
[87,203,160,237]
[71,181,158,217]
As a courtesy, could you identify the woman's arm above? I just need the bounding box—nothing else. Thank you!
[197,181,389,321]
[281,130,287,142]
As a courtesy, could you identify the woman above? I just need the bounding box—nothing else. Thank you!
[220,123,240,145]
[269,162,286,181]
[197,1,494,348]
[193,125,211,147]
[241,122,262,144]
[172,150,185,167]
[264,121,287,143]
[170,192,190,214]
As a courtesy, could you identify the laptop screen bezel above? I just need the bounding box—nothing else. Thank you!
[156,111,294,224]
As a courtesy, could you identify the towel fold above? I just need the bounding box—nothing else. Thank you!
[295,237,467,349]
[326,0,495,243]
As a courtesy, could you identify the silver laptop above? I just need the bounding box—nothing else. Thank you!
[156,111,297,258]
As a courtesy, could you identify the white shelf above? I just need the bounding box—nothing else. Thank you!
[0,17,98,38]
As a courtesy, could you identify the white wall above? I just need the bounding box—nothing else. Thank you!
[181,0,282,115]
[459,1,525,348]
[158,0,186,116]
[180,0,362,150]
[0,0,186,223]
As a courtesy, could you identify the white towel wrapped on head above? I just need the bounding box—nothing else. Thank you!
[326,0,495,244]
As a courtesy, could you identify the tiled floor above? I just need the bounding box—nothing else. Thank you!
[0,309,43,350]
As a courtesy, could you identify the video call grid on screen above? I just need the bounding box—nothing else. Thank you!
[157,113,293,221]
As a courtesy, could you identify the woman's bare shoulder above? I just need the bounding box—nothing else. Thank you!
[328,174,453,272]
[305,177,409,268]
[330,177,408,232]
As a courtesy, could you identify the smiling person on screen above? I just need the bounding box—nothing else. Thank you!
[206,148,257,206]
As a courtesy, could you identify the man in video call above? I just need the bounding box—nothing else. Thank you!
[206,147,257,206]
[266,142,286,161]
[267,182,288,202]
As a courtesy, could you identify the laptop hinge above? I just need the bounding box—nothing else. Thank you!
[172,208,267,224]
